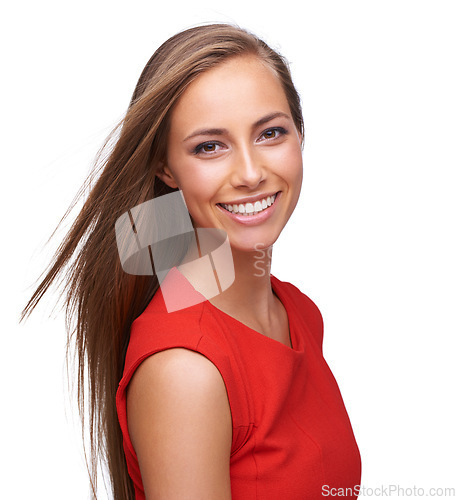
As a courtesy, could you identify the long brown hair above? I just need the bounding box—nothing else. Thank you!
[20,23,304,499]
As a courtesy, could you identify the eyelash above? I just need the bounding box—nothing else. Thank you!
[260,127,288,141]
[192,127,288,155]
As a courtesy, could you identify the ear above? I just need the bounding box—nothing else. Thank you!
[156,163,179,189]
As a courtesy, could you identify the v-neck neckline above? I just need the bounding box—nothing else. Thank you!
[165,266,304,353]
[206,275,304,353]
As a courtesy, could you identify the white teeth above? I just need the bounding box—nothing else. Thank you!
[220,193,278,215]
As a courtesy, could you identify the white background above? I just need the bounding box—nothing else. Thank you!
[2,0,455,498]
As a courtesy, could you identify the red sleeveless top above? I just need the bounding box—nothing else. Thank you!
[116,268,361,499]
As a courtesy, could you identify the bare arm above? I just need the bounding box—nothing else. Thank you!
[127,348,233,499]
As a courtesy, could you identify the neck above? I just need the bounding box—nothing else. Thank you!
[175,232,282,336]
[212,244,274,308]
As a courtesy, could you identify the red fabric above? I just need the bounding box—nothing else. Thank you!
[116,268,361,499]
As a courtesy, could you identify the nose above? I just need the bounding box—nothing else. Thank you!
[230,145,265,190]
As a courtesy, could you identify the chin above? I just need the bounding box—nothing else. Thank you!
[229,233,279,254]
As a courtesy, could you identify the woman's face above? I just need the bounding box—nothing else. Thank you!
[159,55,303,253]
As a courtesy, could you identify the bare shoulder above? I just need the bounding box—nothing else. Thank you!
[127,348,232,500]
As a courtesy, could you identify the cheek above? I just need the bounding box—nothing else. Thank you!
[272,142,303,182]
[177,167,222,213]
[182,156,226,188]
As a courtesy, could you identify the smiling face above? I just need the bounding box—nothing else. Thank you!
[157,55,303,253]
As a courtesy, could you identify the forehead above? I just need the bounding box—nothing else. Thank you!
[169,56,291,134]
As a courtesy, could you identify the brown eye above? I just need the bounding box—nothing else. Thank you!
[264,129,278,139]
[259,127,288,142]
[193,142,222,155]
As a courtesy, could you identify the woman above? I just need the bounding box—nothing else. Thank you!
[22,24,361,499]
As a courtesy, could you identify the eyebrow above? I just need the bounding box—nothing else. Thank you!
[183,111,291,142]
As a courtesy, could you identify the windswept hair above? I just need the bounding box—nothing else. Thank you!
[21,23,304,499]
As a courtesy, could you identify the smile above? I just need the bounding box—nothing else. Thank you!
[218,193,278,216]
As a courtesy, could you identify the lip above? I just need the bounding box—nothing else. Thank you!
[216,191,281,226]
